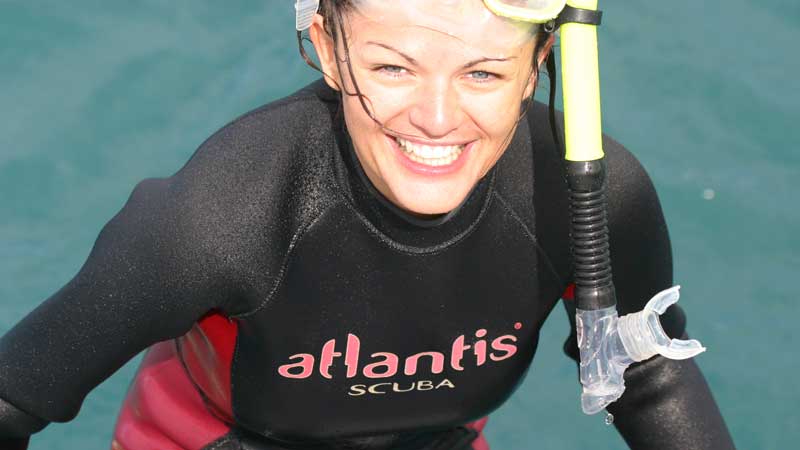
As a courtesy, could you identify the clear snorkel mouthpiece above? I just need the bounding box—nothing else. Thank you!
[576,286,706,414]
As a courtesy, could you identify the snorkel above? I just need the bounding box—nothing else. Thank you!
[295,0,708,416]
[486,0,707,416]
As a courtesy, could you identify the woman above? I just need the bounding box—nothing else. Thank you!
[0,1,735,449]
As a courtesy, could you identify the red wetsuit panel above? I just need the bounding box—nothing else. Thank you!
[177,312,238,422]
[112,317,491,450]
[111,341,231,450]
[561,283,576,301]
[466,417,490,450]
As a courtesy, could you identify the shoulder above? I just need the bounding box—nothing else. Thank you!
[600,135,669,246]
[524,100,660,216]
[114,81,344,294]
[181,79,340,176]
[164,79,342,225]
[602,135,659,207]
[518,101,669,284]
[601,137,675,318]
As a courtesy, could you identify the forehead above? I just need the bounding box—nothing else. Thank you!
[346,0,536,58]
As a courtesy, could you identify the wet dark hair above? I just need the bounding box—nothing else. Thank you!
[297,0,559,148]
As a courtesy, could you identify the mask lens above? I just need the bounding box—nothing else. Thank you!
[483,0,566,23]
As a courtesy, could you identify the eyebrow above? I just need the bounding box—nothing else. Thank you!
[460,56,517,70]
[365,41,516,69]
[366,41,420,66]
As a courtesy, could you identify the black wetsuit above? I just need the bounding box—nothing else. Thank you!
[0,80,735,449]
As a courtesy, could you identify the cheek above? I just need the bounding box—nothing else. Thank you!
[343,70,415,124]
[461,89,525,139]
[341,93,395,172]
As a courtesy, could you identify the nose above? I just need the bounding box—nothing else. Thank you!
[408,78,464,139]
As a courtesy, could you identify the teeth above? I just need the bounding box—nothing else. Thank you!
[395,137,465,166]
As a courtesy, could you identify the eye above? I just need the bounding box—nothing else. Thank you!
[467,70,497,82]
[376,65,408,78]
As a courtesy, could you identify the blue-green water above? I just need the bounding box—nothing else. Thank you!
[1,1,797,449]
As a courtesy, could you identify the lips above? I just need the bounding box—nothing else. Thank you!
[395,137,465,166]
[387,134,474,176]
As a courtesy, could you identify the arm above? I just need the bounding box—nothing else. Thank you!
[562,137,735,449]
[0,178,234,444]
[0,398,45,450]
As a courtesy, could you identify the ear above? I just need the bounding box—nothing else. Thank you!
[523,33,556,100]
[308,13,341,91]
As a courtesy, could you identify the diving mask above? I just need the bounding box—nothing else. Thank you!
[297,0,542,48]
[296,0,569,33]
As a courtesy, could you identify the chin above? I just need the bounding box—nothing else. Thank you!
[388,185,471,216]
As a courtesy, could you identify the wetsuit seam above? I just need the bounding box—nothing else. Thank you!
[230,207,337,319]
[493,192,566,290]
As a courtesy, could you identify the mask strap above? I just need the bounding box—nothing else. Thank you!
[545,48,562,156]
[554,4,603,29]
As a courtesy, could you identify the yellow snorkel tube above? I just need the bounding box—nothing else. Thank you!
[560,0,603,162]
[484,0,706,417]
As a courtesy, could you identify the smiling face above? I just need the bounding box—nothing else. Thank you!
[310,1,552,215]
